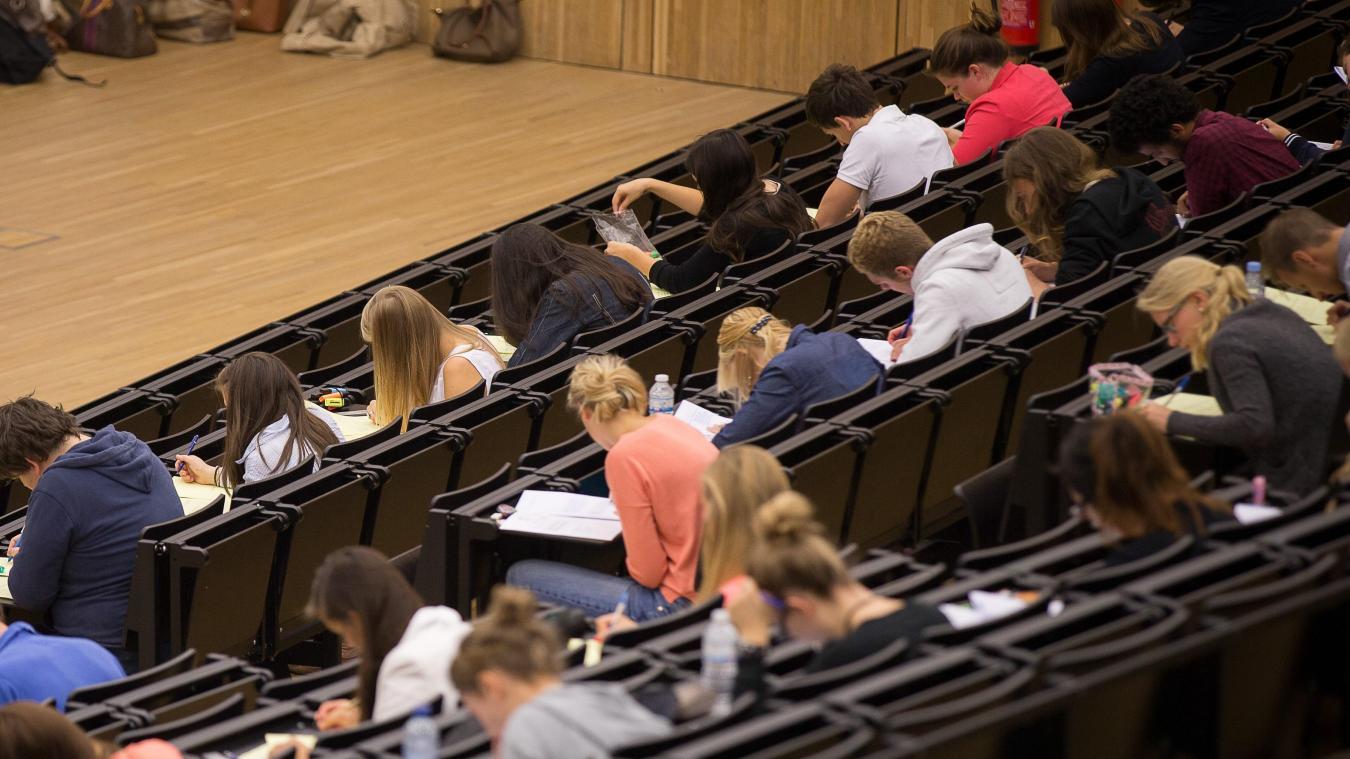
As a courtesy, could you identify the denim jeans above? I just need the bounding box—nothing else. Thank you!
[505,559,690,622]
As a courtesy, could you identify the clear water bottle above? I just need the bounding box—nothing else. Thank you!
[648,373,676,416]
[402,705,438,759]
[701,608,738,717]
[1245,261,1265,299]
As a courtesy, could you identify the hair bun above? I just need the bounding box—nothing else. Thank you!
[488,585,538,626]
[969,2,1003,36]
[755,491,822,543]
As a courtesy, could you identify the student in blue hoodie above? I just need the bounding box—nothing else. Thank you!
[711,307,883,448]
[0,620,124,710]
[0,397,183,671]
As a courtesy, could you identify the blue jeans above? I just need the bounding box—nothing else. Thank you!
[505,560,690,622]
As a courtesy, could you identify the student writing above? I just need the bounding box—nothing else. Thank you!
[1260,209,1350,325]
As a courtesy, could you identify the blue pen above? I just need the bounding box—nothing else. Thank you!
[1162,375,1191,407]
[176,434,200,475]
[899,313,914,339]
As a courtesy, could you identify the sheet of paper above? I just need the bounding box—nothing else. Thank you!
[1311,141,1336,151]
[937,602,986,630]
[1152,393,1222,417]
[0,557,11,603]
[1336,65,1347,84]
[1175,214,1188,229]
[513,490,618,521]
[173,477,232,515]
[650,282,673,300]
[237,733,319,759]
[806,207,818,220]
[500,512,623,542]
[486,334,517,361]
[856,337,899,369]
[1266,288,1332,326]
[1234,503,1282,525]
[968,590,1030,620]
[673,400,732,441]
[331,412,383,442]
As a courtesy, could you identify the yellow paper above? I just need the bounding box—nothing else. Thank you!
[331,412,383,442]
[650,283,673,300]
[486,334,517,361]
[806,207,818,220]
[1266,288,1333,328]
[174,477,232,515]
[1153,393,1222,417]
[0,557,11,603]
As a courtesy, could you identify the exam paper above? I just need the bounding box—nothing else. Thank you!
[1234,503,1282,525]
[1151,393,1222,417]
[857,337,900,369]
[499,491,623,542]
[674,400,732,441]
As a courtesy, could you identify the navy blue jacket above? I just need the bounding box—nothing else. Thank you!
[9,427,183,650]
[0,622,124,710]
[712,326,883,448]
[508,259,652,368]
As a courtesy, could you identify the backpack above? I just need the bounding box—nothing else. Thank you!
[0,0,53,83]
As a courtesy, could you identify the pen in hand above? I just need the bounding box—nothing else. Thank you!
[176,434,200,475]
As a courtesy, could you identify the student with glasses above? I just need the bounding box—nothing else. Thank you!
[1135,256,1342,494]
[724,491,946,700]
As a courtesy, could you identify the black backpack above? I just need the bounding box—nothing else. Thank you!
[0,0,51,83]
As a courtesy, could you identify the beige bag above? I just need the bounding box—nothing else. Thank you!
[147,0,233,42]
[432,0,518,63]
[280,0,414,58]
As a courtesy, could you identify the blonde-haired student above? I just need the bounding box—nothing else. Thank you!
[451,587,672,757]
[360,285,503,430]
[1136,256,1341,494]
[505,354,717,623]
[712,308,882,448]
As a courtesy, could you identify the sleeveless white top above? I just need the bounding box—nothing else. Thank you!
[429,343,500,402]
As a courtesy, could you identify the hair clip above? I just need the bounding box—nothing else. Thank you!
[748,315,773,336]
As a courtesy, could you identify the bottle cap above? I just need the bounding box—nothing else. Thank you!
[412,705,433,718]
[1246,261,1261,272]
[711,608,730,622]
[655,374,670,383]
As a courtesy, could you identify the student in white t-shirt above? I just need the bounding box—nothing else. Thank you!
[806,64,954,229]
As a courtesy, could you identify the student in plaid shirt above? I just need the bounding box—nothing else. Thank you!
[1107,74,1299,219]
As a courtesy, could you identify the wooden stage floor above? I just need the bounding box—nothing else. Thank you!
[1,34,786,408]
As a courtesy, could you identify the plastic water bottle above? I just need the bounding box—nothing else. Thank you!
[648,374,676,416]
[402,705,438,759]
[1245,261,1265,299]
[701,609,738,716]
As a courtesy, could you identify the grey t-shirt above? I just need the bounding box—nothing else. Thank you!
[500,682,673,759]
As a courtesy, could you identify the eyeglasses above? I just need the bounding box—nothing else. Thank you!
[1159,300,1188,335]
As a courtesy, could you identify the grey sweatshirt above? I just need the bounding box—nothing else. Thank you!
[1167,299,1343,494]
[500,682,672,759]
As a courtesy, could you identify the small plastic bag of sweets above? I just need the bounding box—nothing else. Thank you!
[592,209,656,254]
[1088,363,1154,416]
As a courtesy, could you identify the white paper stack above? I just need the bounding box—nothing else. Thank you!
[674,400,732,441]
[1234,503,1282,525]
[938,590,1033,629]
[856,337,900,369]
[499,490,622,542]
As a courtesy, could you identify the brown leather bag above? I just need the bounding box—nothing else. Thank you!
[432,0,519,63]
[231,0,288,32]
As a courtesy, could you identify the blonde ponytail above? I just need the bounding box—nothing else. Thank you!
[1136,256,1252,370]
[698,445,791,601]
[567,354,647,422]
[744,491,848,599]
[716,307,793,404]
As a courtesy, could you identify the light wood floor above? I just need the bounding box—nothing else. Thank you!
[1,34,787,408]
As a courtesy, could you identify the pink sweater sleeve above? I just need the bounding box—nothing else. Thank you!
[951,101,1000,165]
[605,450,666,590]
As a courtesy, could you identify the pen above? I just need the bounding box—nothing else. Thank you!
[176,434,200,475]
[1162,375,1191,407]
[899,313,914,340]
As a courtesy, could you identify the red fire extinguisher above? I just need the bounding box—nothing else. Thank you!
[998,0,1040,53]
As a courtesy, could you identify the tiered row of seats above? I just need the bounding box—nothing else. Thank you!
[5,2,1350,755]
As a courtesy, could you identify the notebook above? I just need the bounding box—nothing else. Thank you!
[174,477,233,515]
[486,334,517,361]
[1151,393,1222,416]
[499,490,622,542]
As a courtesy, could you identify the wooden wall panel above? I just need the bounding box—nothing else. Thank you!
[621,0,654,72]
[516,0,625,68]
[651,0,900,93]
[896,0,972,54]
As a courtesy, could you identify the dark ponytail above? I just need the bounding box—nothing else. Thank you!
[930,2,1011,76]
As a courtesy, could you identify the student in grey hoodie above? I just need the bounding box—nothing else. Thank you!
[0,397,182,671]
[846,212,1032,363]
[451,586,671,759]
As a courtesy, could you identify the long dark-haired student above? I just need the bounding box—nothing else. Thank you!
[726,492,947,699]
[1136,256,1342,494]
[1005,127,1176,292]
[305,546,471,729]
[174,352,343,488]
[1059,412,1232,566]
[711,307,883,448]
[608,129,812,293]
[1051,0,1182,109]
[0,397,182,671]
[491,223,652,367]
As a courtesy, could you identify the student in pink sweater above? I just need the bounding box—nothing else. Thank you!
[506,355,718,622]
[929,3,1072,165]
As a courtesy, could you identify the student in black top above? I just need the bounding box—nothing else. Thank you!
[1258,39,1350,165]
[1052,0,1183,109]
[1005,127,1175,296]
[490,223,652,368]
[726,491,947,699]
[607,129,813,293]
[1140,0,1303,58]
[1058,412,1233,568]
